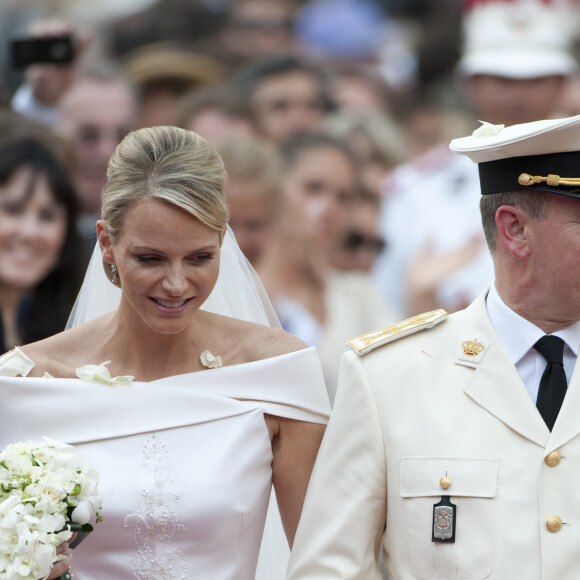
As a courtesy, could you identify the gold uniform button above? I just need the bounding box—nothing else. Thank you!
[545,450,562,467]
[547,515,563,533]
[439,476,451,490]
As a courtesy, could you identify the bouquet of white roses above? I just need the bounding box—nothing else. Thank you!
[0,437,101,580]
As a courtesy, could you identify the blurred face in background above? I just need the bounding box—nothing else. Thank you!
[466,74,565,126]
[280,145,356,247]
[251,70,327,143]
[222,0,297,61]
[58,78,135,215]
[330,197,385,273]
[0,167,67,290]
[185,107,256,145]
[226,178,274,266]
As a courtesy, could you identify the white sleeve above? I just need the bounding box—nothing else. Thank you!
[11,83,61,126]
[287,350,387,579]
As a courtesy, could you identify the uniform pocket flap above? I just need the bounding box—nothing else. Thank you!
[400,456,499,498]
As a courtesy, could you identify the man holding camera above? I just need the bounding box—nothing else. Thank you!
[10,19,136,245]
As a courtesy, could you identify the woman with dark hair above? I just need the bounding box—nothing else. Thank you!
[0,130,87,353]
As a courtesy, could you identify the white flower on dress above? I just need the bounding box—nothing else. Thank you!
[200,350,222,369]
[75,361,134,385]
[0,437,102,580]
[0,347,35,377]
[472,121,505,137]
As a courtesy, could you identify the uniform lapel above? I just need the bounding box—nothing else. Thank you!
[457,294,549,448]
[547,360,580,451]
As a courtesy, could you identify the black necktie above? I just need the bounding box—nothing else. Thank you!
[534,335,567,431]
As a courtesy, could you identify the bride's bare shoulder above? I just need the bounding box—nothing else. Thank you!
[205,312,309,363]
[19,317,109,377]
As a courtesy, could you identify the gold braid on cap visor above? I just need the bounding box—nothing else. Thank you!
[518,173,580,187]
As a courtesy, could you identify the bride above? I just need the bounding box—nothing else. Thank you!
[0,126,329,579]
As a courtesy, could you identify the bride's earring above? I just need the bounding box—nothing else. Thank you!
[110,264,119,285]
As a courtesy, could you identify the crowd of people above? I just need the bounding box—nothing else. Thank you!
[2,0,578,381]
[0,0,434,395]
[1,0,580,578]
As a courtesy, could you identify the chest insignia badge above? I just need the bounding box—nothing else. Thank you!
[462,338,484,358]
[432,496,457,543]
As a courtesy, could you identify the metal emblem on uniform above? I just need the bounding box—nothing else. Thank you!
[462,338,484,358]
[432,496,457,543]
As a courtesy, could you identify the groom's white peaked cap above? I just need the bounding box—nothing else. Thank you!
[449,115,580,197]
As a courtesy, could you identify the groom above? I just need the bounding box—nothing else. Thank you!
[287,114,580,579]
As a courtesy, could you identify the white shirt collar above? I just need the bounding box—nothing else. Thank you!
[486,283,580,365]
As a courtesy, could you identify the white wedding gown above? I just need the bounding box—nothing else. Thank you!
[0,347,329,579]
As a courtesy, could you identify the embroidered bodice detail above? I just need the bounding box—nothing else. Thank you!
[0,347,330,579]
[123,434,188,579]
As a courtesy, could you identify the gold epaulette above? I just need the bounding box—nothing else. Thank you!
[346,309,448,356]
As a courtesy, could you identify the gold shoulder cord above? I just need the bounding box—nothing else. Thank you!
[518,173,580,187]
[346,309,448,355]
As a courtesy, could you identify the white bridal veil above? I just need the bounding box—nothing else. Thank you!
[66,226,289,580]
[67,225,279,328]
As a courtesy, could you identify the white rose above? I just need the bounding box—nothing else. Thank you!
[71,499,94,525]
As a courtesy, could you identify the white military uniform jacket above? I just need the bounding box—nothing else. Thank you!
[287,291,580,580]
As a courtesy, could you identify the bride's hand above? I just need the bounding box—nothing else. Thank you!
[45,533,76,579]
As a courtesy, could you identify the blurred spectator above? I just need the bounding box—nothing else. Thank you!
[325,109,408,195]
[55,60,136,242]
[121,42,229,128]
[219,0,299,67]
[457,0,575,126]
[214,136,281,266]
[0,112,87,353]
[325,63,393,114]
[411,0,462,98]
[6,19,136,245]
[374,0,578,318]
[176,84,256,144]
[329,188,385,273]
[257,132,393,401]
[102,0,227,59]
[392,90,472,160]
[556,73,580,117]
[0,83,8,109]
[295,0,387,62]
[10,18,93,126]
[232,54,332,143]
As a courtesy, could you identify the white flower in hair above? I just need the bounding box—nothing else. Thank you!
[472,121,505,137]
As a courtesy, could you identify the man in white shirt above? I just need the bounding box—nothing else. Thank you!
[287,114,580,579]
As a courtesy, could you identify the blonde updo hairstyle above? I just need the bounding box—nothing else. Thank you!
[100,126,228,284]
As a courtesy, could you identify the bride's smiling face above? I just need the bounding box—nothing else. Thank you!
[98,197,222,335]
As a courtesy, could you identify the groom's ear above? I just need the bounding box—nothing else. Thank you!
[96,221,115,264]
